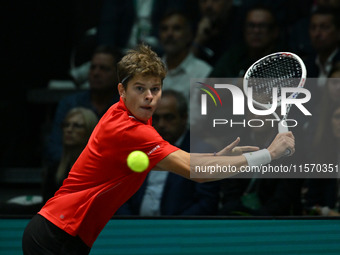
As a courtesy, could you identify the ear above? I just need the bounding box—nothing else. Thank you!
[118,83,125,98]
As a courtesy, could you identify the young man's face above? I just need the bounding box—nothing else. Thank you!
[118,75,162,123]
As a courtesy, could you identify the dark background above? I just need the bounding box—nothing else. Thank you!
[1,1,103,167]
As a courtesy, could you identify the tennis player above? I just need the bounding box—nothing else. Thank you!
[22,44,295,254]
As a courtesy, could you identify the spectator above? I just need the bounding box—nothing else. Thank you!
[303,6,340,102]
[210,4,284,78]
[316,65,340,121]
[325,65,340,105]
[97,0,184,54]
[287,0,340,58]
[301,67,340,217]
[42,107,98,203]
[160,10,212,102]
[45,45,121,165]
[303,102,340,216]
[190,0,244,66]
[303,65,340,151]
[116,90,219,216]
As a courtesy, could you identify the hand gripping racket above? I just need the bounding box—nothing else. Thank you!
[243,52,307,156]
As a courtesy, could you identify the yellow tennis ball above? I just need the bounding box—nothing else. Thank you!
[127,150,149,172]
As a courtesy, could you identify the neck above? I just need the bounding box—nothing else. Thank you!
[166,49,189,70]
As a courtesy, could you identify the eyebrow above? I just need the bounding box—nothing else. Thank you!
[133,82,161,86]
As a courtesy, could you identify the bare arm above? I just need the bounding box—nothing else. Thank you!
[155,132,295,183]
[155,149,248,183]
[192,137,259,157]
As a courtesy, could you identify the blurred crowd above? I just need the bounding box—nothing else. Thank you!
[1,0,340,217]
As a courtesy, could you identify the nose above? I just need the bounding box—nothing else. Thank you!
[64,125,73,133]
[145,89,153,101]
[167,27,175,36]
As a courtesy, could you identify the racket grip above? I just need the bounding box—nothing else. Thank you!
[278,120,289,133]
[278,120,292,156]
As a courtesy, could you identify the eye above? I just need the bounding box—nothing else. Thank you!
[61,122,85,129]
[74,123,85,129]
[136,86,144,92]
[151,87,160,93]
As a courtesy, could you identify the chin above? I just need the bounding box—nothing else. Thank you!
[136,115,151,123]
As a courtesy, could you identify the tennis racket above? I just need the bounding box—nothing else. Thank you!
[243,52,307,156]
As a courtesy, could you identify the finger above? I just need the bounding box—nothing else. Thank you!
[231,146,259,155]
[283,131,295,139]
[238,146,260,152]
[224,137,240,151]
[285,136,295,147]
[230,137,240,148]
[284,139,295,156]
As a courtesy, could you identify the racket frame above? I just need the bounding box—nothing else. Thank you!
[243,52,307,156]
[243,52,307,128]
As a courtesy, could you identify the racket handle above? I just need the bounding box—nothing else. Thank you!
[278,120,291,156]
[278,120,289,133]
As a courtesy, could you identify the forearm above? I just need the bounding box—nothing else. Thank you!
[190,154,248,182]
[157,149,272,183]
[157,133,293,182]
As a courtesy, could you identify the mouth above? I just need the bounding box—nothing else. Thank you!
[140,106,153,111]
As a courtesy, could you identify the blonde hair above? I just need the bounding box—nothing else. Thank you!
[56,107,98,184]
[117,44,167,88]
[65,107,98,139]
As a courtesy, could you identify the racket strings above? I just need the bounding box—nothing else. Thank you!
[246,55,302,105]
